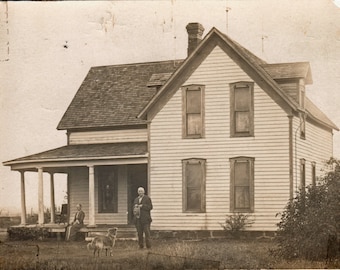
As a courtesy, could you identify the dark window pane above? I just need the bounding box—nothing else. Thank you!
[187,188,201,210]
[185,162,203,211]
[235,186,250,208]
[187,90,201,113]
[187,114,202,135]
[98,167,118,213]
[235,87,250,111]
[235,112,250,132]
[235,161,249,186]
[186,163,202,187]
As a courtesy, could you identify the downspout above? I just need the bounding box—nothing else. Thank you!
[146,119,151,196]
[293,113,305,196]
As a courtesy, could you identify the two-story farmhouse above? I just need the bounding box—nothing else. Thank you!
[4,23,338,235]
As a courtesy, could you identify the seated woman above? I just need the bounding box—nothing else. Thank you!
[65,203,85,241]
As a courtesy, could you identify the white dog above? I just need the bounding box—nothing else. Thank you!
[87,227,118,257]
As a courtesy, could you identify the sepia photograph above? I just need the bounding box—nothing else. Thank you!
[0,0,339,269]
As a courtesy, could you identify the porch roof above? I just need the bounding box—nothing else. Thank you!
[3,142,148,171]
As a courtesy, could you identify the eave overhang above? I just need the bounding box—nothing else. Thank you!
[3,142,148,172]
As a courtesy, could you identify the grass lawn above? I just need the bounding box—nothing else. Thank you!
[0,238,338,269]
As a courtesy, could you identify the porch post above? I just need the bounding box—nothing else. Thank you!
[49,173,56,224]
[88,165,95,226]
[19,170,27,225]
[38,167,44,225]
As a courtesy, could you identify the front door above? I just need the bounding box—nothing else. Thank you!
[127,164,148,224]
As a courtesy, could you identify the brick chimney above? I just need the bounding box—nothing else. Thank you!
[186,23,205,56]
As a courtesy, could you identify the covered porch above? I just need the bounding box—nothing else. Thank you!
[3,142,148,229]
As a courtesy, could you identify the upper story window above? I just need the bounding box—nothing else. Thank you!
[230,82,254,137]
[182,158,206,213]
[182,85,205,139]
[230,157,255,213]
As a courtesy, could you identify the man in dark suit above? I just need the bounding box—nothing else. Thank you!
[65,203,85,241]
[133,187,153,249]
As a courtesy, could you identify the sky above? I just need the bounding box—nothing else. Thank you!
[1,0,340,215]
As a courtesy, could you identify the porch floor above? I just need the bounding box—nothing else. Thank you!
[82,224,137,241]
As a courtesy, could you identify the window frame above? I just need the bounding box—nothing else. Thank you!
[300,158,306,193]
[230,82,254,137]
[96,165,118,213]
[182,84,205,139]
[182,158,206,213]
[311,161,316,187]
[230,156,255,213]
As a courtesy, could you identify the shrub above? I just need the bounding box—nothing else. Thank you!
[7,226,50,241]
[275,158,340,260]
[220,212,254,239]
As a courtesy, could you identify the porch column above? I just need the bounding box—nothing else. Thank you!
[88,165,95,226]
[19,171,27,225]
[49,173,56,223]
[38,167,44,225]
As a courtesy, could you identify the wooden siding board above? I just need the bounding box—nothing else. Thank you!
[69,129,147,145]
[68,167,89,224]
[149,46,290,231]
[292,117,333,190]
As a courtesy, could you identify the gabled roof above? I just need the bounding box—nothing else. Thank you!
[57,26,336,132]
[138,27,337,131]
[138,27,299,120]
[261,62,313,84]
[57,60,182,130]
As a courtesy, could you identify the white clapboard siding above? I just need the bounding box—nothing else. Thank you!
[149,46,291,231]
[68,167,89,224]
[278,81,298,102]
[292,117,333,189]
[69,129,147,145]
[68,166,128,225]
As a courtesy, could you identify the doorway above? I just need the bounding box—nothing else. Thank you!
[127,164,148,224]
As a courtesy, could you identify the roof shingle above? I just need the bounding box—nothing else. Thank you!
[4,142,147,164]
[57,60,183,130]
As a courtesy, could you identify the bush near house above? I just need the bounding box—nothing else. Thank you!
[7,226,50,241]
[220,212,254,239]
[275,158,340,260]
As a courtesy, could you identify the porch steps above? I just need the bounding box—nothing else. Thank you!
[82,225,137,241]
